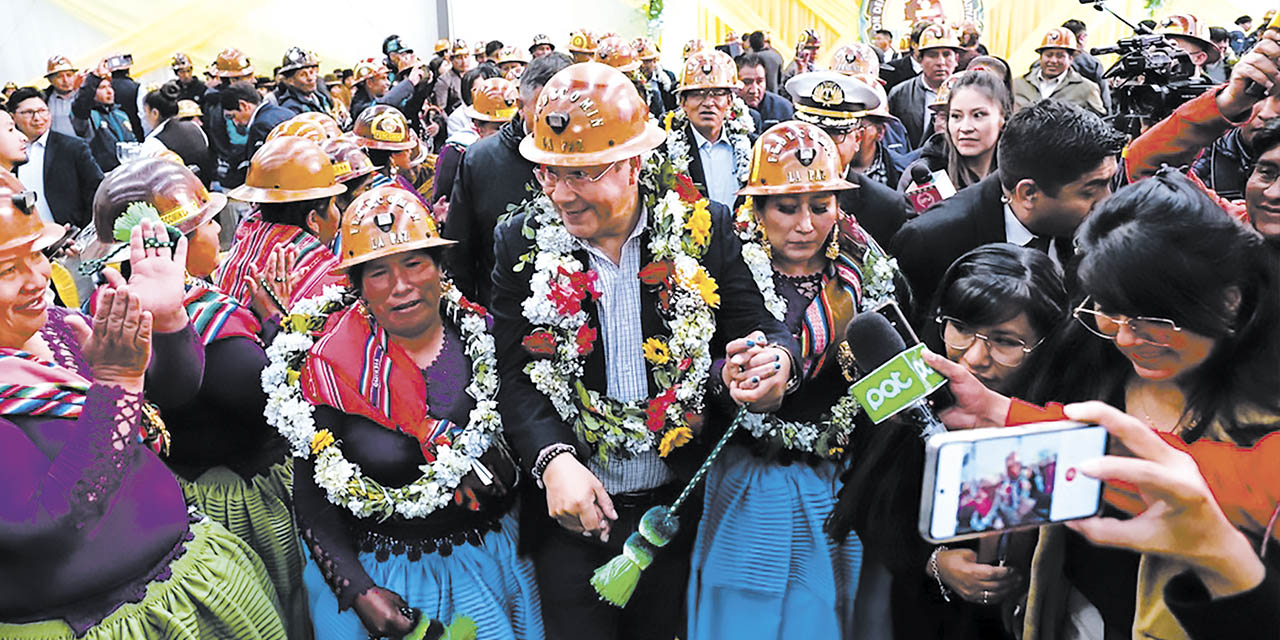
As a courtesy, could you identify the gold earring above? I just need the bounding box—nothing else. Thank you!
[825,229,840,259]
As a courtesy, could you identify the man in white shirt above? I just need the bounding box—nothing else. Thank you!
[664,49,754,208]
[6,88,102,228]
[887,23,962,149]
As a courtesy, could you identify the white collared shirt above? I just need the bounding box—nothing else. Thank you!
[1004,202,1062,269]
[17,131,54,223]
[689,125,739,208]
[1034,69,1067,100]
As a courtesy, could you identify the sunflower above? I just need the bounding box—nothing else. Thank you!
[684,201,712,247]
[689,267,720,308]
[310,429,335,455]
[658,426,693,457]
[643,337,671,365]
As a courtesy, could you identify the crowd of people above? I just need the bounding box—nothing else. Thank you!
[0,10,1278,640]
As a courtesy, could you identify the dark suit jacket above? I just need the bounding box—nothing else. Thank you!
[154,119,216,187]
[38,131,104,228]
[241,102,294,173]
[110,73,144,144]
[443,117,536,305]
[887,75,936,149]
[491,200,799,480]
[880,57,920,93]
[749,91,795,132]
[888,172,1006,302]
[840,170,912,250]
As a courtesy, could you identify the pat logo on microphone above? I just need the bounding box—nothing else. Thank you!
[850,343,947,423]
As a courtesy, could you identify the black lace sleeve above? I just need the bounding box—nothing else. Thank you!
[294,406,375,612]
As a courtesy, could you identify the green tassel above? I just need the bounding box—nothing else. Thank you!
[590,532,657,607]
[443,615,478,640]
[403,613,477,640]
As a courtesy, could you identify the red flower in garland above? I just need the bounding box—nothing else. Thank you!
[458,297,488,317]
[673,173,702,204]
[522,330,557,357]
[639,260,673,286]
[549,267,601,315]
[575,324,597,356]
[645,386,679,432]
[679,357,692,372]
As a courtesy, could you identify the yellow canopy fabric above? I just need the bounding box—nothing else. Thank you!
[698,0,1266,78]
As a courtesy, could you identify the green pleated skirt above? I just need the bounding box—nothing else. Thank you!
[0,518,286,639]
[177,462,311,639]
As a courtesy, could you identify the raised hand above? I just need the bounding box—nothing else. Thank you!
[920,348,1011,429]
[71,286,153,393]
[102,219,189,333]
[245,245,299,319]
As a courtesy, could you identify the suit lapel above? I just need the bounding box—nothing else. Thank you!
[978,176,1007,245]
[576,246,608,395]
[638,230,663,398]
[683,122,708,197]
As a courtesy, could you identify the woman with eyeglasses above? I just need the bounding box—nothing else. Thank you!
[929,170,1280,639]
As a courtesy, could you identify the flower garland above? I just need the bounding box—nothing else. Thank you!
[516,154,718,462]
[662,95,754,186]
[727,197,905,457]
[262,282,502,521]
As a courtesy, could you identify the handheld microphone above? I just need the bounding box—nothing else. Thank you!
[1245,12,1280,99]
[905,165,956,214]
[844,312,948,437]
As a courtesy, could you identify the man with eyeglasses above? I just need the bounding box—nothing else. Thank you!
[4,87,102,228]
[662,49,755,209]
[787,71,913,248]
[490,62,799,640]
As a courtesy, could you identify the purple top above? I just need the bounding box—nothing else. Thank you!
[0,307,204,633]
[296,323,516,611]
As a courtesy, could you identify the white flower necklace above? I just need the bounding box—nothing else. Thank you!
[663,95,755,186]
[262,281,502,521]
[516,154,720,462]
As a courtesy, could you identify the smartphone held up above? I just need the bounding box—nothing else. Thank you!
[919,421,1108,544]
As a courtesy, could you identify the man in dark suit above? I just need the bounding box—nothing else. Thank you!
[221,81,293,181]
[6,88,102,228]
[888,24,963,150]
[889,100,1127,301]
[787,71,912,248]
[661,49,755,209]
[880,22,935,91]
[443,52,571,305]
[736,52,794,132]
[492,63,798,640]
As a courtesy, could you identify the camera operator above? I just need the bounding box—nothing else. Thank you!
[1124,29,1280,238]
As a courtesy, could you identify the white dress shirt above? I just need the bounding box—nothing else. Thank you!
[1034,69,1067,100]
[690,125,740,208]
[17,131,54,223]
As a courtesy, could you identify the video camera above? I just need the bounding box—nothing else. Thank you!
[1082,1,1215,137]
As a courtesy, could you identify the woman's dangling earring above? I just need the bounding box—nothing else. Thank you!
[825,229,840,259]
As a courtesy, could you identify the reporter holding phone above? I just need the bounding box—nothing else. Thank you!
[930,171,1280,639]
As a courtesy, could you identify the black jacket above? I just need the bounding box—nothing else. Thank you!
[887,172,1006,300]
[274,82,333,117]
[841,169,912,250]
[1192,127,1253,201]
[880,57,920,93]
[110,72,144,143]
[241,102,294,175]
[442,117,537,305]
[154,119,216,187]
[26,131,103,228]
[750,91,795,132]
[176,77,208,103]
[72,74,136,172]
[491,199,799,491]
[200,86,244,186]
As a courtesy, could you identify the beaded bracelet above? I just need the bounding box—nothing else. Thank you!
[929,545,952,602]
[533,443,577,489]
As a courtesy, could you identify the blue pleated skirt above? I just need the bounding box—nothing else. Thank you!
[687,444,862,639]
[303,512,544,640]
